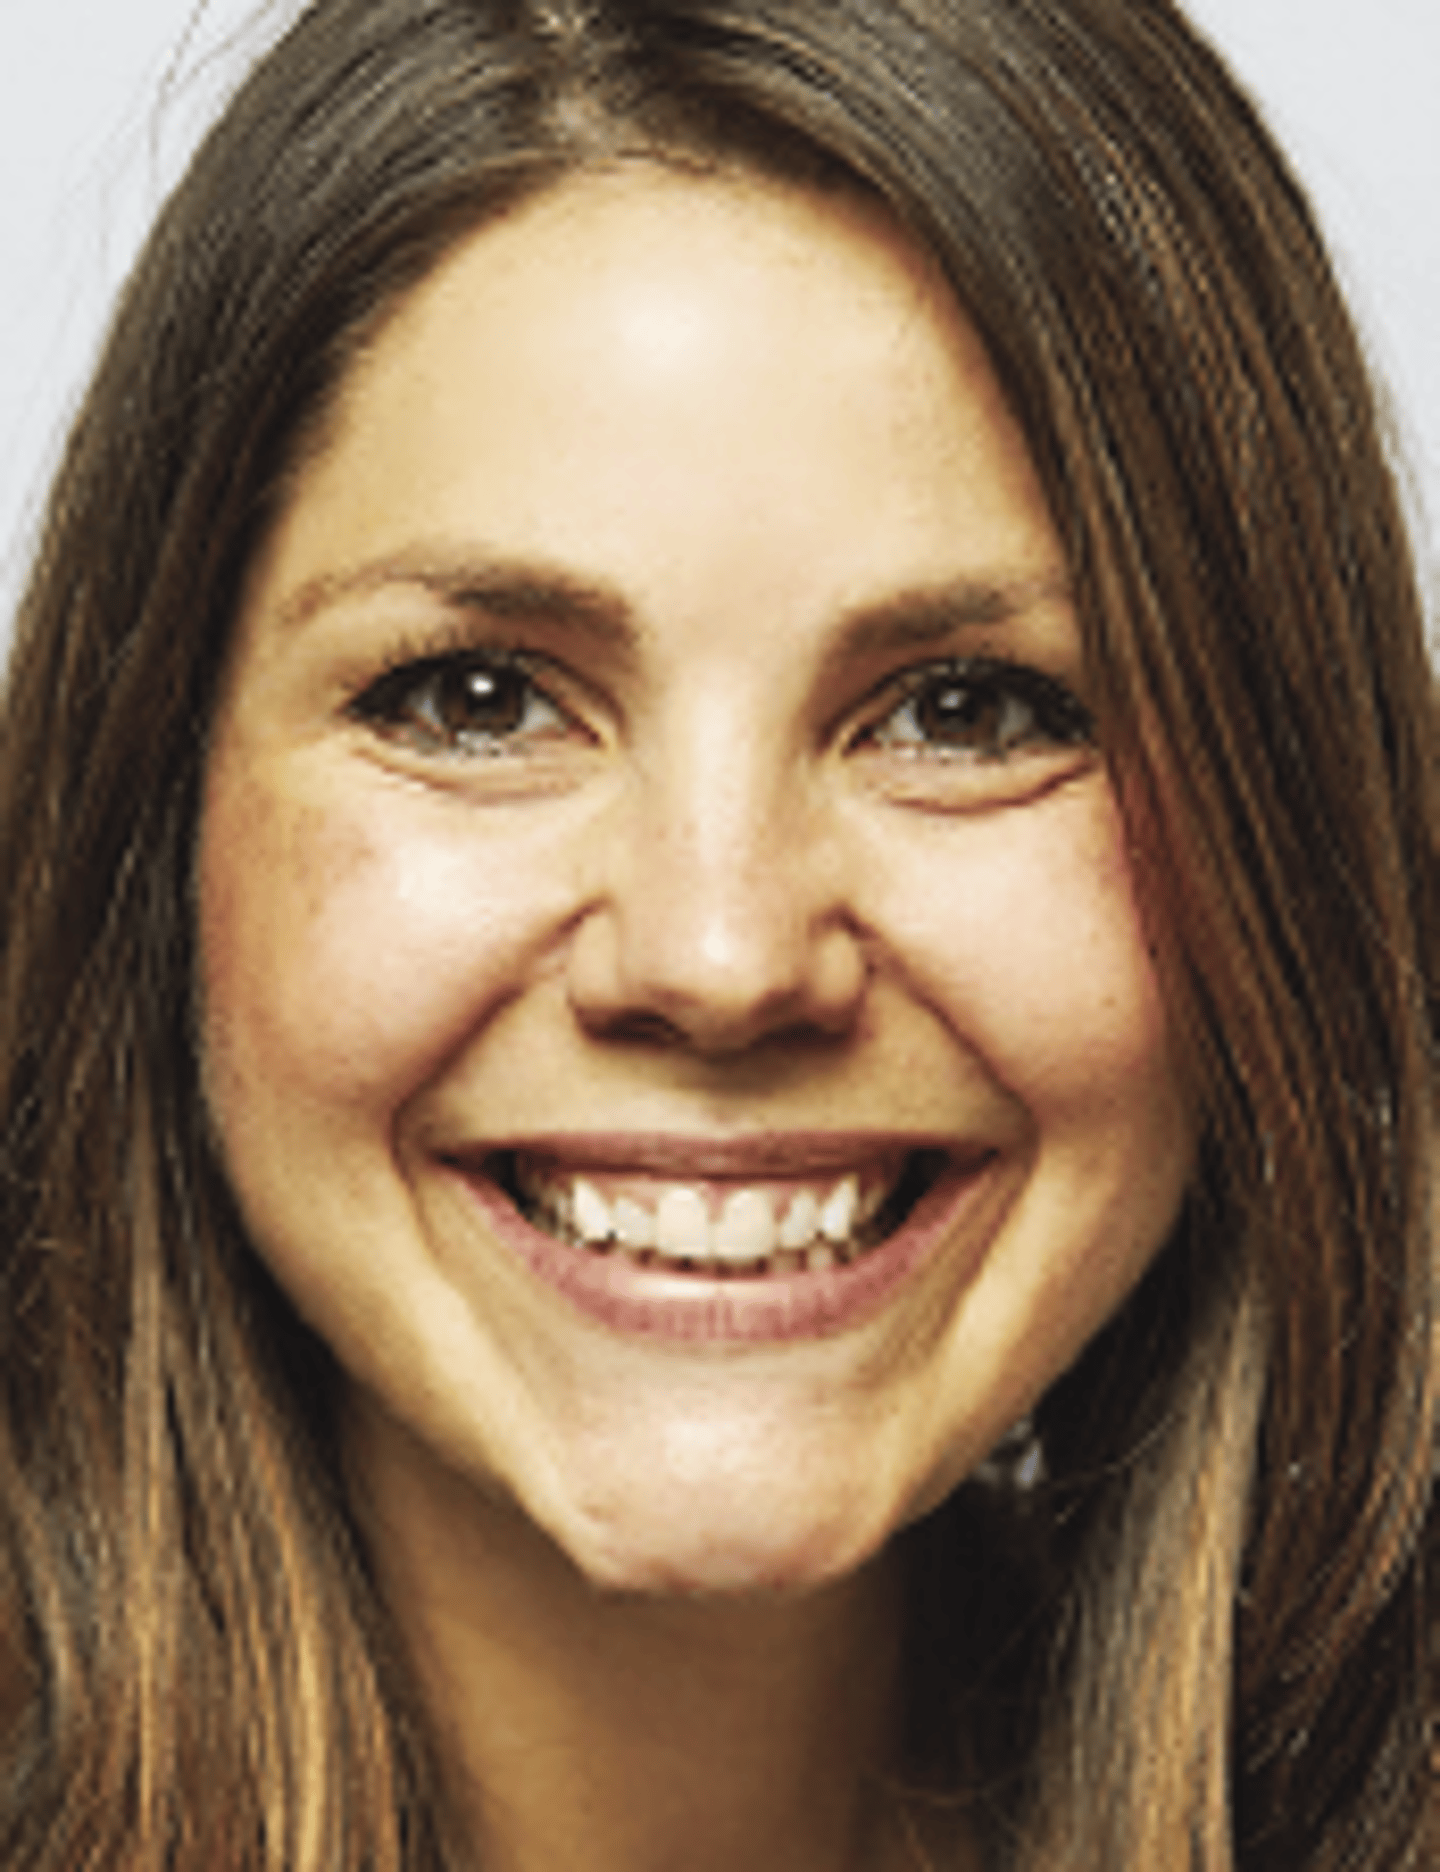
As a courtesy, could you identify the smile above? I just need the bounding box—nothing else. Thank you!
[500,1150,941,1276]
[450,1140,1005,1344]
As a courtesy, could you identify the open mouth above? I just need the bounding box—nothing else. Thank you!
[489,1147,952,1280]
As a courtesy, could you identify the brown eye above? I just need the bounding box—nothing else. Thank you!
[868,657,1093,760]
[349,652,570,754]
[426,662,531,738]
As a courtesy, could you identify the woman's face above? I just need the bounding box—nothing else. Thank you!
[199,168,1192,1593]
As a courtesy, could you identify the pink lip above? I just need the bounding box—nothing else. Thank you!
[443,1135,1004,1345]
[463,1131,928,1177]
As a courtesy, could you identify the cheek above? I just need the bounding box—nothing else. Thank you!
[882,782,1171,1113]
[197,767,541,1130]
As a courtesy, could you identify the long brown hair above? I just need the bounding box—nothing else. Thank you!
[1,2,1433,1865]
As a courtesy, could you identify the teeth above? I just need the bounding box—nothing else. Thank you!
[655,1186,709,1255]
[612,1195,655,1250]
[714,1188,777,1264]
[777,1189,819,1250]
[520,1163,902,1270]
[819,1174,858,1243]
[573,1178,612,1244]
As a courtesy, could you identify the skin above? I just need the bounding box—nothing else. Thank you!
[198,167,1193,1869]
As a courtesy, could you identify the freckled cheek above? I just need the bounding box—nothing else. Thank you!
[886,795,1172,1108]
[197,781,563,1118]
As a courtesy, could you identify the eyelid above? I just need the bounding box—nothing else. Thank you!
[344,635,589,756]
[348,639,528,712]
[853,653,1095,748]
[843,653,1098,813]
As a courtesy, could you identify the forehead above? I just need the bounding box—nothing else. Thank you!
[238,164,1065,672]
[371,161,955,370]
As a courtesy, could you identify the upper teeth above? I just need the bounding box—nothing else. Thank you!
[522,1167,886,1267]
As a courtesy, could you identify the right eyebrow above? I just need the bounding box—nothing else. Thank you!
[273,548,641,655]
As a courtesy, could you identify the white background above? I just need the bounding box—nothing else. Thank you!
[2,1,1436,634]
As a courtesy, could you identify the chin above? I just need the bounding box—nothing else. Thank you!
[543,1476,897,1599]
[569,1530,880,1599]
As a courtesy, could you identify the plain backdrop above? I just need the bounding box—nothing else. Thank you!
[2,0,1437,635]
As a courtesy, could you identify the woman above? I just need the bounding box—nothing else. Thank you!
[1,1,1433,1866]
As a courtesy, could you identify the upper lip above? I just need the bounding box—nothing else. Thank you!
[446,1131,986,1180]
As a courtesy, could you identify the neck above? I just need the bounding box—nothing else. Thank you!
[345,1399,928,1872]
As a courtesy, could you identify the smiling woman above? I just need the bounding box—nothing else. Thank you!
[0,4,1435,1871]
[199,170,1191,1606]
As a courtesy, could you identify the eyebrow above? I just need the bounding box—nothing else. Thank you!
[826,574,1072,665]
[275,550,638,648]
[274,547,1070,659]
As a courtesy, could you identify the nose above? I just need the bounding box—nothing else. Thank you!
[566,747,868,1054]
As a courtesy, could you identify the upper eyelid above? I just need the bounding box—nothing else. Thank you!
[885,652,1085,698]
[347,638,575,716]
[343,644,594,768]
[851,653,1094,737]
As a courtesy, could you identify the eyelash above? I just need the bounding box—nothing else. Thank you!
[345,644,1094,773]
[347,643,577,755]
[856,656,1094,762]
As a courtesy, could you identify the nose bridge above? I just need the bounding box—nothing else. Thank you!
[658,720,799,970]
[569,703,865,1048]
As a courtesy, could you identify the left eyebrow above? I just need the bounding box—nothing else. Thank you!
[826,573,1073,666]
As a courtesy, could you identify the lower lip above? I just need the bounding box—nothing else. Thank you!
[452,1155,1003,1344]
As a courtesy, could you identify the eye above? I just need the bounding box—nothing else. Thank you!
[347,649,576,755]
[861,657,1093,761]
[850,655,1096,810]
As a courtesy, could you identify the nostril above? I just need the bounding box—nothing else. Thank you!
[597,1008,691,1048]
